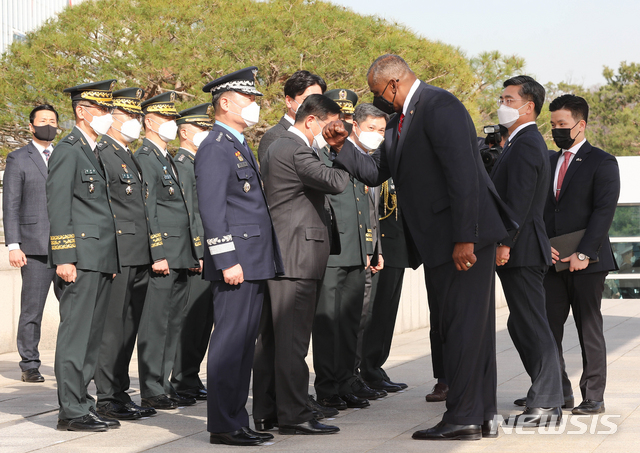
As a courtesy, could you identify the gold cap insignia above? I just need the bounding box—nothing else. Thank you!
[109,81,116,91]
[339,89,347,100]
[136,89,143,99]
[169,92,176,102]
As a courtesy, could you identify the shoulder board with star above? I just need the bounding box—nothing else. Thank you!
[177,153,186,162]
[136,145,151,155]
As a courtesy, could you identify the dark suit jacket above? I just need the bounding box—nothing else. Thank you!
[46,126,119,273]
[261,130,349,279]
[195,124,284,281]
[3,142,50,256]
[544,141,620,274]
[257,116,291,165]
[490,124,552,268]
[334,81,513,269]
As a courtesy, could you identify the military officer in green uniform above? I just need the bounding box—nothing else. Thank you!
[94,87,157,420]
[313,89,380,410]
[48,80,121,432]
[135,92,200,410]
[170,103,214,401]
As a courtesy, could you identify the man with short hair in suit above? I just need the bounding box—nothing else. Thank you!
[490,75,564,426]
[257,70,326,165]
[543,94,620,416]
[252,94,346,436]
[3,104,60,383]
[324,54,514,440]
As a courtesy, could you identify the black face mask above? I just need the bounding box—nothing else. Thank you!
[32,124,57,142]
[372,79,398,115]
[342,120,353,135]
[551,121,580,150]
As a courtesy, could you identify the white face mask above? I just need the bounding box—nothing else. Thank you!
[156,119,178,142]
[497,102,529,128]
[84,107,113,136]
[355,124,385,151]
[312,119,328,150]
[192,130,209,148]
[118,118,142,143]
[230,98,260,128]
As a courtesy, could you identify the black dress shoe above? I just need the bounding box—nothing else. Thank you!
[386,379,408,389]
[425,382,448,402]
[254,417,279,431]
[511,407,562,427]
[210,429,263,446]
[57,414,109,432]
[482,419,499,438]
[351,379,387,400]
[141,394,178,410]
[340,393,370,408]
[514,395,574,409]
[308,394,338,417]
[96,401,141,420]
[89,407,121,428]
[572,400,605,415]
[169,392,196,406]
[243,426,274,440]
[124,401,157,417]
[279,418,340,435]
[319,395,347,411]
[367,379,402,393]
[178,387,207,400]
[21,368,45,383]
[412,421,481,440]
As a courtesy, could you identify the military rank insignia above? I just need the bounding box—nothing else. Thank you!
[235,151,244,162]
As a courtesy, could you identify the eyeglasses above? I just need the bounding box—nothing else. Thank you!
[80,104,113,115]
[497,98,529,107]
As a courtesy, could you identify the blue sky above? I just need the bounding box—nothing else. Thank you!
[329,0,640,87]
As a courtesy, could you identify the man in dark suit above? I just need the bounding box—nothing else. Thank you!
[252,94,346,435]
[325,54,513,440]
[135,92,200,410]
[170,103,214,401]
[3,104,60,383]
[93,87,157,420]
[490,76,564,426]
[543,94,620,415]
[196,67,285,447]
[257,70,326,164]
[47,80,121,431]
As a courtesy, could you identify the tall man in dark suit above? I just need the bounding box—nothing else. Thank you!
[94,87,157,420]
[544,94,620,415]
[3,104,60,383]
[196,67,285,447]
[325,54,513,440]
[252,94,347,436]
[170,103,214,401]
[257,70,326,164]
[47,80,121,432]
[135,92,200,410]
[490,76,564,426]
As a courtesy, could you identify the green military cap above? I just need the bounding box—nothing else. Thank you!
[112,87,145,115]
[141,91,180,117]
[202,66,263,97]
[63,79,117,107]
[324,89,358,115]
[176,103,213,128]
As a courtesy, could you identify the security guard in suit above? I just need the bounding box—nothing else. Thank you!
[170,103,214,401]
[94,87,157,420]
[135,92,200,410]
[48,80,120,432]
[313,89,378,409]
[196,67,284,446]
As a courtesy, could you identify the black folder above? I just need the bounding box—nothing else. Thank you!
[550,229,599,272]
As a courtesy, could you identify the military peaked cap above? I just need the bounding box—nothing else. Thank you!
[202,66,263,97]
[324,88,358,114]
[177,103,214,128]
[63,79,116,107]
[141,91,180,117]
[112,87,145,115]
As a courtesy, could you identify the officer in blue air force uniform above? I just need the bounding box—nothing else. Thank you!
[195,67,284,447]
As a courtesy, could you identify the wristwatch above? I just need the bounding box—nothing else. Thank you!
[577,253,589,261]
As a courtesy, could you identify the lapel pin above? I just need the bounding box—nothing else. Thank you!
[576,158,582,161]
[410,110,414,115]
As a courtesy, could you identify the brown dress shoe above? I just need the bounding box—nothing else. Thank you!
[425,382,448,402]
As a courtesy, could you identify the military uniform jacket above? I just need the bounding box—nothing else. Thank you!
[174,148,204,259]
[321,147,372,268]
[135,138,199,269]
[97,135,152,267]
[46,126,119,273]
[194,123,284,282]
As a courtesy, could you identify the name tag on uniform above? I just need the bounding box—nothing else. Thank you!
[163,174,172,180]
[237,161,248,168]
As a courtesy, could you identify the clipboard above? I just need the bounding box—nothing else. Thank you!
[550,229,599,272]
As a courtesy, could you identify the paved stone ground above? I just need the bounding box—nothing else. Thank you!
[1,299,639,453]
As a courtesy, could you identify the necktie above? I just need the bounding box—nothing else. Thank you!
[556,152,572,200]
[166,153,178,179]
[43,149,51,162]
[397,113,405,138]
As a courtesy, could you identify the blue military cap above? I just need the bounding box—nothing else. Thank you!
[202,66,263,97]
[63,79,117,107]
[324,89,358,115]
[177,103,213,128]
[112,87,145,115]
[140,91,180,117]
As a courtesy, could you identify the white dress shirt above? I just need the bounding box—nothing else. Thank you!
[553,139,587,194]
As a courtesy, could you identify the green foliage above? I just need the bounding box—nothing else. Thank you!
[0,0,476,159]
